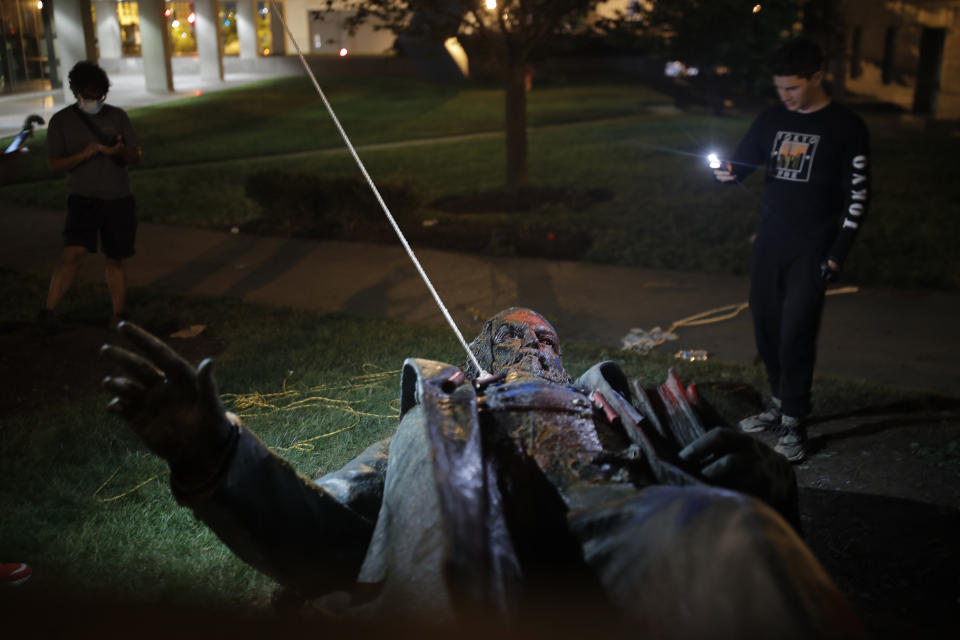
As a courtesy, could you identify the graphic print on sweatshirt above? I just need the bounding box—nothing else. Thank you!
[769,131,820,182]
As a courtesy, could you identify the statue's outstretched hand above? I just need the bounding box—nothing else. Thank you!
[101,322,236,486]
[678,427,797,517]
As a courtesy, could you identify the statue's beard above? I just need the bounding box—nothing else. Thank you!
[497,349,569,384]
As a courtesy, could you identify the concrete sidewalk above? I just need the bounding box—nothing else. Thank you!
[1,203,957,398]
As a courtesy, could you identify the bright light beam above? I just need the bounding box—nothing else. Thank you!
[707,152,722,169]
[625,139,762,173]
[660,120,763,204]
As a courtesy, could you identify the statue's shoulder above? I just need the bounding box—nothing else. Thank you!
[400,358,471,417]
[401,357,458,377]
[576,360,632,399]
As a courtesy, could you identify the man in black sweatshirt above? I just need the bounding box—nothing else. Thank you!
[714,39,870,462]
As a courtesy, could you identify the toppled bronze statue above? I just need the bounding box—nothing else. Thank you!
[101,308,863,638]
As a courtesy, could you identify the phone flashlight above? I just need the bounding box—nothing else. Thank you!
[707,153,722,169]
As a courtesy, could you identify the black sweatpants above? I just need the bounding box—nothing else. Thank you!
[749,242,827,419]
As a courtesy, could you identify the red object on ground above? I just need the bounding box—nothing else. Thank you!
[0,563,31,586]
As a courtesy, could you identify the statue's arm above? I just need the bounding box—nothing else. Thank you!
[176,428,382,596]
[101,322,380,596]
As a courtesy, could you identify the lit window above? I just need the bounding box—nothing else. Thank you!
[117,2,142,56]
[166,2,197,55]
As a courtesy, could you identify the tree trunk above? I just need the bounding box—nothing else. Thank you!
[504,63,528,192]
[882,26,898,85]
[805,0,848,103]
[913,27,946,116]
[831,28,848,104]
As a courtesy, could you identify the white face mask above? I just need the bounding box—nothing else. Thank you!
[77,98,104,115]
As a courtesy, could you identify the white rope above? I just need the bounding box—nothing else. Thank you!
[268,1,487,377]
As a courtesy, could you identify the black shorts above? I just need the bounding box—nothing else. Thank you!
[63,194,137,259]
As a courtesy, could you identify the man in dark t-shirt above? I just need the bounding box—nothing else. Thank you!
[713,39,870,462]
[41,61,142,329]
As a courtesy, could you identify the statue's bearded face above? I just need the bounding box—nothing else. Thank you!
[488,309,568,383]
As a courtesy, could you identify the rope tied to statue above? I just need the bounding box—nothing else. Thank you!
[268,0,488,378]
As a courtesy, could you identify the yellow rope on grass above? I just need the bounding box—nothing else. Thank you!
[277,423,359,453]
[93,467,162,503]
[666,303,750,334]
[94,365,402,502]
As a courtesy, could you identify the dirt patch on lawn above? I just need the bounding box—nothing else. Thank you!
[2,320,958,637]
[430,186,615,214]
[242,182,607,262]
[0,318,224,417]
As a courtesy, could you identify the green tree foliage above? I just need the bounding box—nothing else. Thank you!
[630,0,802,96]
[324,1,604,192]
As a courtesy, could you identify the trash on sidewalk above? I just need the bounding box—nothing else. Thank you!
[674,349,709,362]
[170,325,207,339]
[621,326,678,354]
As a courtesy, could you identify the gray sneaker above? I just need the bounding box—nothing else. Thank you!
[738,398,782,433]
[774,415,807,463]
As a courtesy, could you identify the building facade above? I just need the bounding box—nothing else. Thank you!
[2,0,957,118]
[842,0,960,116]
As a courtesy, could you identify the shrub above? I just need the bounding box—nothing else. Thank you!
[243,171,423,239]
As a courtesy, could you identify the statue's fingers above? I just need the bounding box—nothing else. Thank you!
[106,395,141,420]
[100,344,164,386]
[102,375,146,396]
[117,321,195,383]
[197,358,219,402]
[678,427,746,463]
[197,358,228,420]
[700,451,757,484]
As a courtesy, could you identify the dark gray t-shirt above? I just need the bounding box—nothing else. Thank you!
[46,103,139,199]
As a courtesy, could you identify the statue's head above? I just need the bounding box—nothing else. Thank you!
[463,308,571,384]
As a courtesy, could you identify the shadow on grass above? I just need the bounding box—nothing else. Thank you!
[0,317,226,417]
[809,396,960,424]
[241,173,609,261]
[803,396,960,453]
[806,414,960,457]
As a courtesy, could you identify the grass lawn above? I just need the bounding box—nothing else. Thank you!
[0,269,936,611]
[1,73,957,292]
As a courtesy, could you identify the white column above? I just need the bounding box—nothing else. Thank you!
[52,0,98,103]
[138,0,174,92]
[195,0,224,81]
[268,0,285,54]
[94,0,123,59]
[236,0,259,59]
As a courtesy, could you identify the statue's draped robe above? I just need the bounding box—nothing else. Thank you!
[174,359,862,638]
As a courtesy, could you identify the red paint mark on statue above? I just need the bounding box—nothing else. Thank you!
[592,392,619,424]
